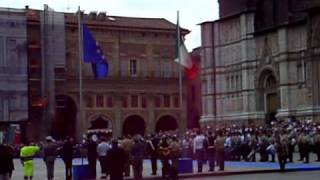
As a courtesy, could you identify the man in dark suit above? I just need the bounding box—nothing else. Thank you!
[107,140,128,180]
[0,144,14,180]
[61,137,74,180]
[204,131,216,171]
[146,134,159,175]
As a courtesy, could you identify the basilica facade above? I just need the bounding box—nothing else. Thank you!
[200,0,320,126]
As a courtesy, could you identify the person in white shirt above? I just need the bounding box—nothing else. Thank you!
[193,130,206,173]
[97,136,111,179]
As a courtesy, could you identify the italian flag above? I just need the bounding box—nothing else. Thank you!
[174,18,198,80]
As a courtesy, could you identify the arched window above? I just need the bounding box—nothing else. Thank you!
[265,75,277,90]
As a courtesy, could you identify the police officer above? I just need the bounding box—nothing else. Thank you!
[204,131,216,171]
[20,141,40,180]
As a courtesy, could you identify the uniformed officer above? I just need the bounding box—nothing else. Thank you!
[20,141,40,180]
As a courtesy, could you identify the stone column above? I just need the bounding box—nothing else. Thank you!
[146,93,155,134]
[278,28,290,117]
[240,13,256,119]
[113,93,122,138]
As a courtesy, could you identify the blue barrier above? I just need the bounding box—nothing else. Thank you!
[178,158,193,174]
[73,164,90,180]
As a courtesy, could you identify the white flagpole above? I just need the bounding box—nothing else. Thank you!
[177,11,183,112]
[78,6,84,139]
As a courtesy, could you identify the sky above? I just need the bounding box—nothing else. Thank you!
[0,0,219,51]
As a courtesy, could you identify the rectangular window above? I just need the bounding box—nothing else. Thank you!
[236,75,239,91]
[226,76,229,92]
[174,96,179,108]
[163,94,170,107]
[0,37,4,67]
[120,60,127,77]
[131,95,138,107]
[107,96,113,108]
[231,76,234,91]
[56,96,66,108]
[129,59,137,76]
[141,96,147,108]
[96,94,104,107]
[163,61,171,77]
[9,97,16,109]
[155,96,161,107]
[154,60,161,77]
[202,80,207,95]
[55,67,65,79]
[122,96,128,108]
[297,63,303,82]
[86,96,94,108]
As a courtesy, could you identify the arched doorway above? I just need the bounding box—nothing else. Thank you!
[122,115,145,136]
[155,115,178,133]
[89,116,112,130]
[88,116,112,138]
[257,70,279,124]
[52,95,77,139]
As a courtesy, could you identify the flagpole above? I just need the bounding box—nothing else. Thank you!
[78,6,84,140]
[177,11,183,117]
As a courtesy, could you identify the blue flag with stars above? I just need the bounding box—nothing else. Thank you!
[82,24,108,79]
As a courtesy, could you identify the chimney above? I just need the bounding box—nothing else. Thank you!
[98,12,107,20]
[89,11,97,20]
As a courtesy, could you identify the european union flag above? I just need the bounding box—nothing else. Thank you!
[82,24,108,79]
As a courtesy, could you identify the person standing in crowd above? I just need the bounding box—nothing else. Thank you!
[288,133,296,163]
[20,141,40,180]
[169,136,181,180]
[121,135,134,177]
[193,130,206,173]
[215,130,226,171]
[266,132,275,162]
[146,134,159,175]
[158,136,171,179]
[247,132,257,162]
[106,139,128,180]
[301,130,311,163]
[181,135,192,158]
[314,128,320,161]
[275,131,289,171]
[61,137,74,180]
[0,144,14,180]
[87,135,98,179]
[43,136,58,180]
[297,130,304,161]
[259,131,269,162]
[204,131,216,172]
[97,136,110,179]
[131,135,146,180]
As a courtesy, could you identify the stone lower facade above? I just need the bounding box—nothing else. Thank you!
[200,6,320,127]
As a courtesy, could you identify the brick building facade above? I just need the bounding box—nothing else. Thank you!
[23,7,190,140]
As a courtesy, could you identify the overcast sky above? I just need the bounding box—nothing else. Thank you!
[0,0,219,51]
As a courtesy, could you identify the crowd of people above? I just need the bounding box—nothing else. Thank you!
[1,118,320,180]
